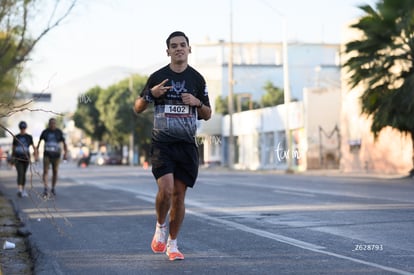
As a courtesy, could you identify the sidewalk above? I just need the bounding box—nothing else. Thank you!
[0,169,33,275]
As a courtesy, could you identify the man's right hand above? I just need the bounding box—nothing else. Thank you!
[150,79,172,98]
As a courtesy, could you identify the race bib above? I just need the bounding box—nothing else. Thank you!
[45,141,60,153]
[15,145,27,154]
[164,104,190,115]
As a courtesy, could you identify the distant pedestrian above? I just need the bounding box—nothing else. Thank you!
[37,118,67,198]
[12,121,38,197]
[134,31,211,261]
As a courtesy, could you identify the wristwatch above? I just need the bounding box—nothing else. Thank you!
[143,90,154,103]
[197,100,203,108]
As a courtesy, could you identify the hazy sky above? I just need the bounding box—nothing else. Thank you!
[22,0,377,92]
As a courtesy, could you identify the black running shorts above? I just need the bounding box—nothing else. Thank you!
[151,142,199,188]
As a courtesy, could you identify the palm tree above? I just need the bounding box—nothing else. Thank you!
[343,0,414,176]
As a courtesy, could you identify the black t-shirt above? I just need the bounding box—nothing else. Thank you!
[13,134,34,161]
[140,65,210,143]
[39,128,65,158]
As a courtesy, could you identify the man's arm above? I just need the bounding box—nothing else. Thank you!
[62,141,68,160]
[32,144,39,161]
[36,134,43,151]
[11,139,16,158]
[134,79,171,114]
[134,97,149,114]
[181,93,211,120]
[196,102,211,121]
[29,136,38,161]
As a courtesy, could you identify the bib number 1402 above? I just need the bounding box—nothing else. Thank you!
[165,104,189,114]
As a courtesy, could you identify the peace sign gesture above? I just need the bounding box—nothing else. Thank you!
[150,79,172,98]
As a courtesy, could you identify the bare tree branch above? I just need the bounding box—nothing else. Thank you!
[0,0,78,81]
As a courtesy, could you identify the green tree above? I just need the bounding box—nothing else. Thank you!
[73,74,153,161]
[343,0,414,174]
[215,96,229,115]
[96,82,133,147]
[123,75,154,160]
[261,81,284,107]
[73,86,106,142]
[0,32,22,102]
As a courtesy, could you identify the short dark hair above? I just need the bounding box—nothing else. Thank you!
[18,121,27,129]
[166,31,189,48]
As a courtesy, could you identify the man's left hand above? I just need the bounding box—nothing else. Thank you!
[181,93,200,107]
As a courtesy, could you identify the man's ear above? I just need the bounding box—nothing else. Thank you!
[166,49,170,56]
[189,46,192,53]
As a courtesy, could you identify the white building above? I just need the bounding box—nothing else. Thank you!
[193,40,342,170]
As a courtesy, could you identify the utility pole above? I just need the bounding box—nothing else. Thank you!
[129,76,134,166]
[227,0,234,169]
[282,18,293,172]
[259,1,292,172]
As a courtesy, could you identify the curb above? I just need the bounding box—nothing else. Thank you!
[0,188,34,274]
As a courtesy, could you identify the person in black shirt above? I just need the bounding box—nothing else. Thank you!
[37,118,68,198]
[12,121,38,197]
[134,31,211,261]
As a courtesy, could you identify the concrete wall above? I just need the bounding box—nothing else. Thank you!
[339,88,412,174]
[303,87,341,169]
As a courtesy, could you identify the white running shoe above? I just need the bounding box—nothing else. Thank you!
[151,224,167,253]
[166,239,184,261]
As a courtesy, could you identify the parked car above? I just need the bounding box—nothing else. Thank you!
[104,153,122,165]
[89,152,122,165]
[89,152,106,166]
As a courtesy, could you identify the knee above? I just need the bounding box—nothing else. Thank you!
[158,185,173,200]
[172,187,186,205]
[157,174,174,200]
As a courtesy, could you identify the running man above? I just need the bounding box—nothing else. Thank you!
[134,31,211,261]
[37,118,68,198]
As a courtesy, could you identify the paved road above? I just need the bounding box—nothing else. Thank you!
[1,163,414,275]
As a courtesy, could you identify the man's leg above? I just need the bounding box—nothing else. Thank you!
[15,161,24,196]
[151,173,174,253]
[42,157,49,194]
[169,178,187,240]
[155,173,174,224]
[21,161,29,197]
[51,158,60,195]
[165,178,187,260]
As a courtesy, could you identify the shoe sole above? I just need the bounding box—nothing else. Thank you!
[152,247,166,253]
[166,251,184,261]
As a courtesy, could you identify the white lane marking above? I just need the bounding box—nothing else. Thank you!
[84,180,414,275]
[186,209,413,275]
[272,189,315,197]
[203,179,414,204]
[187,209,325,250]
[138,192,414,275]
